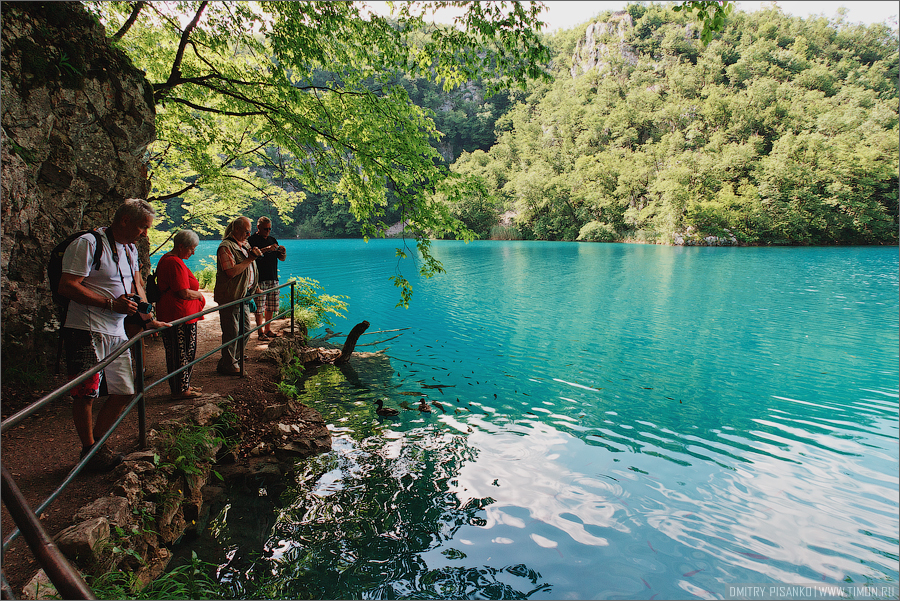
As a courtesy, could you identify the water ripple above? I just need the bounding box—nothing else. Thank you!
[182,241,898,599]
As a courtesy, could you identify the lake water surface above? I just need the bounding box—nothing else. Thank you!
[177,240,898,600]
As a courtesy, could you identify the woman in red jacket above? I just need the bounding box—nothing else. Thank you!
[155,230,206,399]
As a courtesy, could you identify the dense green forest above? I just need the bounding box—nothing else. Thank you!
[220,3,897,246]
[448,4,898,245]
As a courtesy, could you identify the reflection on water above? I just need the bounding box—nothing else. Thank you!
[179,242,899,599]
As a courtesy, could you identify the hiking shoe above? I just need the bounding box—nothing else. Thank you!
[80,443,124,472]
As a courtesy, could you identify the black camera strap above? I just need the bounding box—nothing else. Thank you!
[105,228,135,297]
[106,228,154,330]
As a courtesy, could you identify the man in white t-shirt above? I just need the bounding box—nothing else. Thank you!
[59,199,168,471]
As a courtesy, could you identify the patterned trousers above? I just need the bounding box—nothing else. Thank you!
[161,322,198,395]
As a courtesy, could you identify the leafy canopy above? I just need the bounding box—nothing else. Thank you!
[85,0,552,304]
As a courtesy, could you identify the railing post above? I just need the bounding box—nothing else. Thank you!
[239,299,246,377]
[134,336,147,448]
[290,280,295,336]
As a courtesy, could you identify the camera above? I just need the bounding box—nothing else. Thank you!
[126,295,153,315]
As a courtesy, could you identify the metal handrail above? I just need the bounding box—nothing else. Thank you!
[1,466,95,600]
[1,280,297,591]
[1,282,295,435]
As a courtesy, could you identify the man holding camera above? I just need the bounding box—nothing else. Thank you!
[58,199,169,471]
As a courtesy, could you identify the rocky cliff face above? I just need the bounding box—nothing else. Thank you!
[1,2,155,358]
[570,11,638,78]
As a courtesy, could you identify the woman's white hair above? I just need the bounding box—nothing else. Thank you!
[173,229,200,249]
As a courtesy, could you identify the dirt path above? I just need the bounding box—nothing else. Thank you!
[1,292,295,593]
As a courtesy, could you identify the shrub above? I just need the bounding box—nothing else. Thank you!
[630,228,660,243]
[278,277,348,331]
[292,219,325,239]
[89,551,226,600]
[192,257,217,290]
[577,221,618,242]
[153,422,222,477]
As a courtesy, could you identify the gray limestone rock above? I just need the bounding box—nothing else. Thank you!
[1,3,156,356]
[20,570,61,601]
[53,517,109,568]
[73,496,130,529]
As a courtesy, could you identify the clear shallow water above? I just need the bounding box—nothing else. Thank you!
[178,240,898,600]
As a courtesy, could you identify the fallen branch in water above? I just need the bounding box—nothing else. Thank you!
[357,333,403,347]
[360,328,410,335]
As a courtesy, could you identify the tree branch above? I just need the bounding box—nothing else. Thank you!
[156,1,208,99]
[220,172,273,196]
[150,205,234,254]
[149,229,177,256]
[163,96,269,117]
[148,182,197,202]
[335,321,370,364]
[112,1,146,41]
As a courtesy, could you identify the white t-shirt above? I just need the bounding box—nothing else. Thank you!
[62,227,138,337]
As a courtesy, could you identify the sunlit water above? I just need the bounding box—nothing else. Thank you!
[174,240,898,600]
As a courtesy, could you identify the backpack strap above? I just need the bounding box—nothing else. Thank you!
[60,230,106,318]
[89,230,104,272]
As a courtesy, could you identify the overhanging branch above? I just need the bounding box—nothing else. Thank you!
[148,182,197,202]
[112,1,146,41]
[154,1,208,101]
[163,96,268,117]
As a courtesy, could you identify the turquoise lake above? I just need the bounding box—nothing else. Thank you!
[174,240,898,600]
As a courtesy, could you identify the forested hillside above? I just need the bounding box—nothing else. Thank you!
[449,4,898,245]
[151,3,897,246]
